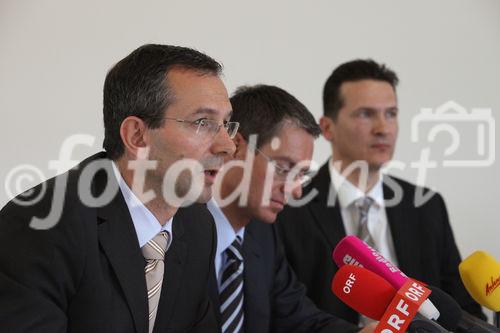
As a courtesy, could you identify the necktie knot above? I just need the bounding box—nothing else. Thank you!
[354,196,375,247]
[225,237,243,262]
[142,231,169,261]
[355,196,374,217]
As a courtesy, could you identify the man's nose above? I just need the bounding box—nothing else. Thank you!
[372,113,390,136]
[284,179,303,201]
[210,126,236,156]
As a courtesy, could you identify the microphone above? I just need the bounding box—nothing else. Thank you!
[331,264,450,333]
[427,285,500,333]
[426,286,462,331]
[331,262,396,320]
[459,251,500,312]
[458,311,500,333]
[459,251,500,327]
[332,235,440,320]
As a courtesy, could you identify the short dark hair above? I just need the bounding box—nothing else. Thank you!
[102,44,223,160]
[230,84,321,148]
[323,59,399,120]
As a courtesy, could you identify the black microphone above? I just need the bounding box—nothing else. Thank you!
[458,311,500,333]
[408,313,451,333]
[426,286,462,331]
[426,286,500,333]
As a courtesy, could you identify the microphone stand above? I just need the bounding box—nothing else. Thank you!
[495,312,499,328]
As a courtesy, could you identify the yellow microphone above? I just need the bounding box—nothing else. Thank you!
[459,251,500,326]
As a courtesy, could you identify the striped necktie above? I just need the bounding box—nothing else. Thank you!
[142,231,169,333]
[355,197,375,248]
[219,237,244,333]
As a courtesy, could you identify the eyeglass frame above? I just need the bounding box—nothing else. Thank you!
[253,146,312,184]
[152,116,240,139]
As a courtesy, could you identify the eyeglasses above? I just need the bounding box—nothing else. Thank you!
[254,147,312,184]
[160,117,240,139]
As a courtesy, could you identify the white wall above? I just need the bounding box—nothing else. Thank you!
[1,0,499,289]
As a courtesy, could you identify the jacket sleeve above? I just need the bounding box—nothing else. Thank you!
[270,225,359,333]
[0,182,86,332]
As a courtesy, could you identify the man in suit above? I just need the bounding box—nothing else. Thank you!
[206,84,375,333]
[277,59,484,324]
[0,44,238,332]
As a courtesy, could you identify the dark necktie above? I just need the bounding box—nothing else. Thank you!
[219,237,244,333]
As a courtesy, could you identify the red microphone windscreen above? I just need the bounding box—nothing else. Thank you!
[331,265,397,320]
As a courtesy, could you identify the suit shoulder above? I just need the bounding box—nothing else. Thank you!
[386,175,444,199]
[384,175,447,216]
[1,168,79,222]
[0,152,110,231]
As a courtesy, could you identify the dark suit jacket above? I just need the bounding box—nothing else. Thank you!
[277,162,484,324]
[208,220,359,333]
[0,152,218,333]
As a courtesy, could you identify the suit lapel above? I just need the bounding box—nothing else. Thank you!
[95,160,148,333]
[308,163,347,249]
[208,269,222,327]
[242,223,265,333]
[383,177,423,278]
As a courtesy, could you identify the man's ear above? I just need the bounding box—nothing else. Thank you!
[119,116,148,158]
[232,132,248,158]
[319,116,335,142]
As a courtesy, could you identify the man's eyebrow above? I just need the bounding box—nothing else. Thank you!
[271,155,310,170]
[190,108,234,120]
[355,107,378,112]
[355,106,398,112]
[190,108,218,116]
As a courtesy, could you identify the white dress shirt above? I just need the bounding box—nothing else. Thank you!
[328,159,398,266]
[206,198,245,289]
[111,162,173,250]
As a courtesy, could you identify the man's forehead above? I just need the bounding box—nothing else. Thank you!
[165,70,232,118]
[340,81,397,109]
[340,80,396,99]
[167,69,226,92]
[260,135,314,167]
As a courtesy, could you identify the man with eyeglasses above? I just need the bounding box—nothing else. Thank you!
[0,44,236,332]
[206,85,375,333]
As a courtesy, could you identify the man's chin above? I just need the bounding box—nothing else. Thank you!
[368,157,393,171]
[368,163,384,173]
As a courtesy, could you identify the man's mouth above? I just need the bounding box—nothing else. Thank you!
[270,199,285,210]
[371,143,391,150]
[204,169,218,176]
[203,169,219,183]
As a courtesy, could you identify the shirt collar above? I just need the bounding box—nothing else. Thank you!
[111,162,173,248]
[328,158,384,209]
[206,198,245,258]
